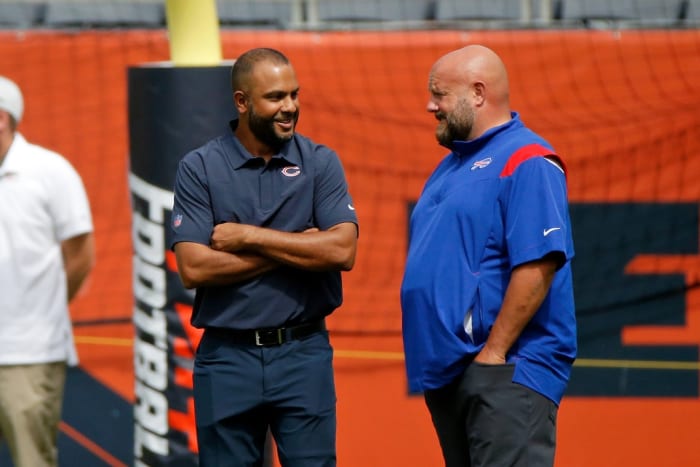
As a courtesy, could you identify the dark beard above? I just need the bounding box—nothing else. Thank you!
[248,106,298,151]
[436,118,468,148]
[436,107,472,148]
[436,121,455,148]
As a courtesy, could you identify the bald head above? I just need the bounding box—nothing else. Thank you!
[433,45,510,108]
[427,45,512,144]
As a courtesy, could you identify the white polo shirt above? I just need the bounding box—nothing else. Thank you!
[0,133,93,366]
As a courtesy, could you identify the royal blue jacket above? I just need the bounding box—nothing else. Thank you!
[401,113,576,404]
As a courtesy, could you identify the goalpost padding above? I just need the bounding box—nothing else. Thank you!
[128,64,234,466]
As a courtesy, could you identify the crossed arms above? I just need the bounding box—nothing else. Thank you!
[174,221,358,289]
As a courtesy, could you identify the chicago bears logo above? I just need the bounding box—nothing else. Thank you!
[282,166,301,177]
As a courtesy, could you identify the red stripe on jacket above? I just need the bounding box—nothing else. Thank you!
[499,143,567,179]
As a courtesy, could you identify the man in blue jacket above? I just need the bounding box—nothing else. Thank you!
[401,45,576,467]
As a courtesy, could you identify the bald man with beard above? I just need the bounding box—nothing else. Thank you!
[400,45,577,467]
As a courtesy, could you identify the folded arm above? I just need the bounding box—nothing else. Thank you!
[174,241,279,289]
[210,221,358,272]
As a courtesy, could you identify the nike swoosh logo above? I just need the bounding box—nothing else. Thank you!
[348,204,355,211]
[543,227,561,236]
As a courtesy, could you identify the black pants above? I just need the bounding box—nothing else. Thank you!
[424,363,557,467]
[194,331,336,467]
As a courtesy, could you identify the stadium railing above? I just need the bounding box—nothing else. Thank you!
[0,0,698,30]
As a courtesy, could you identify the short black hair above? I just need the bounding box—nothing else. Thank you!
[230,48,290,92]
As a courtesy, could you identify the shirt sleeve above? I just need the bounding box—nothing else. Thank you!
[170,154,214,249]
[312,147,359,232]
[49,156,93,241]
[503,156,574,269]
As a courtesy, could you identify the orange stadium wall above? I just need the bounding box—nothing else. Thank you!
[1,29,699,466]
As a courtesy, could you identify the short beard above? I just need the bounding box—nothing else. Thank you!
[248,104,298,151]
[435,100,474,148]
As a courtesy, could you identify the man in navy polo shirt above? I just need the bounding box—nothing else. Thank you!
[401,45,576,466]
[170,48,358,467]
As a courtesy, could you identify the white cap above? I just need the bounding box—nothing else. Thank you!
[0,76,24,123]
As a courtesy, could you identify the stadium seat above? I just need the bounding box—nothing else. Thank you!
[216,0,303,29]
[685,0,700,22]
[309,0,435,24]
[0,2,45,28]
[555,0,684,27]
[44,2,165,28]
[434,0,527,21]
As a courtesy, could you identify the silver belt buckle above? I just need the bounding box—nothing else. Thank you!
[255,328,284,346]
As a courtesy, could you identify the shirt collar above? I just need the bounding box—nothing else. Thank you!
[226,119,301,169]
[0,132,27,176]
[451,111,522,157]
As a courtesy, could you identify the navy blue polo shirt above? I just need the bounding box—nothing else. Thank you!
[170,121,358,329]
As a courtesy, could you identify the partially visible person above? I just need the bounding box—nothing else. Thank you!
[400,45,576,467]
[0,76,95,467]
[170,48,358,466]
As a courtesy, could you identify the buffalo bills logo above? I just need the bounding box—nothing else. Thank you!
[471,157,492,170]
[281,166,301,177]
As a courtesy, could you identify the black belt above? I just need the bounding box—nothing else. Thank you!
[207,319,326,347]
